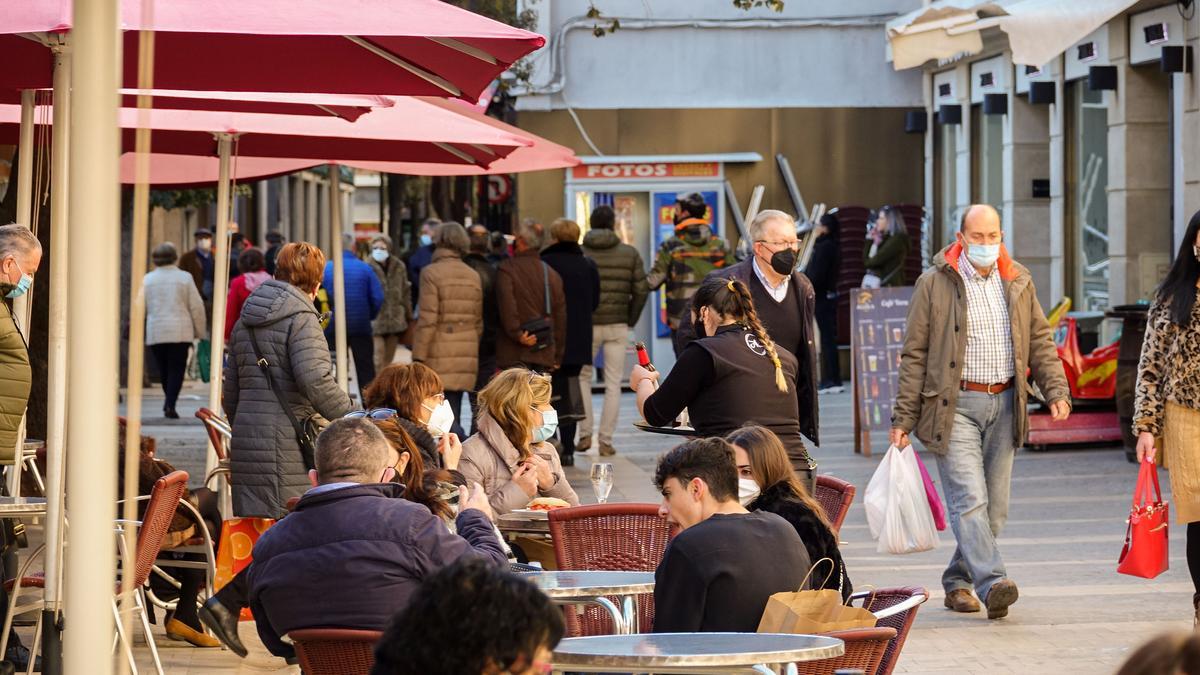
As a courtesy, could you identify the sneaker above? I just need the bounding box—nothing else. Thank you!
[576,436,592,452]
[598,443,616,457]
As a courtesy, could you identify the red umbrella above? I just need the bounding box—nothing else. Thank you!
[0,96,531,164]
[1,0,545,99]
[1,88,391,121]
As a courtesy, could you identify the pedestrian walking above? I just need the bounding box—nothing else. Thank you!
[227,242,354,518]
[407,217,441,303]
[646,193,732,356]
[1133,210,1200,624]
[890,204,1069,620]
[862,205,910,288]
[144,242,207,419]
[579,204,649,457]
[322,233,385,391]
[223,248,271,342]
[178,227,215,313]
[632,277,813,481]
[464,224,501,432]
[368,233,413,372]
[264,230,284,276]
[807,212,844,393]
[540,218,600,467]
[677,209,821,461]
[495,219,567,373]
[412,222,483,439]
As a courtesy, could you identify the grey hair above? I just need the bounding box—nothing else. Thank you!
[880,206,907,236]
[516,218,544,250]
[151,242,178,266]
[748,210,795,243]
[371,233,392,249]
[434,222,470,255]
[0,224,41,262]
[314,418,390,484]
[342,232,356,250]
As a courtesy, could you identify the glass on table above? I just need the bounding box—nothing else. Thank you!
[590,462,614,504]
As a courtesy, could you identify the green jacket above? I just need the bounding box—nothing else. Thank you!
[0,299,30,462]
[582,228,650,327]
[863,231,911,287]
[646,219,732,329]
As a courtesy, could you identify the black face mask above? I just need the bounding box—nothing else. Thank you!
[769,248,797,276]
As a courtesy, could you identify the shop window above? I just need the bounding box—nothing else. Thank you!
[970,104,1004,214]
[1066,81,1110,311]
[935,120,958,248]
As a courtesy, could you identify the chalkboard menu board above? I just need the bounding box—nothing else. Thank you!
[851,286,915,456]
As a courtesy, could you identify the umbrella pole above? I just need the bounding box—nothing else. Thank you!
[7,90,35,499]
[206,134,234,481]
[330,167,349,394]
[64,0,120,671]
[41,42,71,675]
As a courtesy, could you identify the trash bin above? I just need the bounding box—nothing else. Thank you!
[1105,303,1149,463]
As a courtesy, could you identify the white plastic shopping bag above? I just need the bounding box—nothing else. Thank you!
[863,445,940,554]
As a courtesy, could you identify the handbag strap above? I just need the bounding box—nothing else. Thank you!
[248,327,311,446]
[541,262,551,316]
[1133,459,1163,508]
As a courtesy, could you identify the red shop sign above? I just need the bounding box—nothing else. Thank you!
[571,162,720,181]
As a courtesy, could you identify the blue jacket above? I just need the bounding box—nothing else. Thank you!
[247,482,507,656]
[323,252,384,337]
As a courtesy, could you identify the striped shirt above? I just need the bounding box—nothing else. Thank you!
[958,252,1014,383]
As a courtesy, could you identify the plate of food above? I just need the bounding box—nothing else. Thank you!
[510,497,572,519]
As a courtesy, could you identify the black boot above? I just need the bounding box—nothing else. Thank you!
[560,452,574,468]
[199,596,247,658]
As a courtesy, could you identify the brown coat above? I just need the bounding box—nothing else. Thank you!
[892,243,1070,455]
[495,249,567,370]
[412,249,483,391]
[459,412,579,515]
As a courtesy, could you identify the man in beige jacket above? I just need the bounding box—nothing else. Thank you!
[890,205,1070,620]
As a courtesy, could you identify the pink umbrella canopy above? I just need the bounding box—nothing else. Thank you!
[0,88,392,121]
[1,0,545,99]
[0,96,532,164]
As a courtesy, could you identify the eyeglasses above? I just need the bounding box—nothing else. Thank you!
[755,239,801,252]
[343,408,398,420]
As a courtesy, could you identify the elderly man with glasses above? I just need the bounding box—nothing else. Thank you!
[677,209,821,475]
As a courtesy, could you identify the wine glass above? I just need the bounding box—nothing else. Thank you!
[590,463,615,504]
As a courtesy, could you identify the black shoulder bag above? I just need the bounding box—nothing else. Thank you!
[248,327,319,471]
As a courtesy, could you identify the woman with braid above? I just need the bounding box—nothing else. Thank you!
[631,276,816,484]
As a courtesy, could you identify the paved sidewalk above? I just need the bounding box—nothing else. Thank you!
[94,381,1189,673]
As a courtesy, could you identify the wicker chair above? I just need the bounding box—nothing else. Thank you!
[290,628,382,675]
[548,503,672,636]
[795,627,897,675]
[849,586,928,675]
[814,474,856,532]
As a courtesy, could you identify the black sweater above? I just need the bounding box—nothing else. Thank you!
[748,482,852,602]
[653,511,811,633]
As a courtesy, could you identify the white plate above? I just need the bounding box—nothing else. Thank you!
[508,508,551,520]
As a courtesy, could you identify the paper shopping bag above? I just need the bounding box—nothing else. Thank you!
[214,517,275,620]
[1117,459,1169,579]
[757,588,878,634]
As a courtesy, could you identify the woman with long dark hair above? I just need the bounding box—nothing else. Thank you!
[631,276,815,481]
[862,205,910,287]
[1134,210,1200,623]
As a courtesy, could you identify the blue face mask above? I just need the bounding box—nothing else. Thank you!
[531,407,558,444]
[965,243,1000,269]
[420,234,433,247]
[5,260,32,299]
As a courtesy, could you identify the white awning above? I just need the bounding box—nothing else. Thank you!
[887,0,1140,70]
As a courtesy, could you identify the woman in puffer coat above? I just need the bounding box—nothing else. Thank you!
[224,242,354,518]
[413,222,482,439]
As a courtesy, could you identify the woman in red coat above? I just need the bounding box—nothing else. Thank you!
[224,248,271,341]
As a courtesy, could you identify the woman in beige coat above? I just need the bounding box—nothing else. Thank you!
[413,222,483,438]
[460,368,579,516]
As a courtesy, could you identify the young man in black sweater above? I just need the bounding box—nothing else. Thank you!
[652,438,812,633]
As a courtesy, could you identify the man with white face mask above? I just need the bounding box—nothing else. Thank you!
[890,204,1070,621]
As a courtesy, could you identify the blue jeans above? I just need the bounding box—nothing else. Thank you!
[934,389,1015,599]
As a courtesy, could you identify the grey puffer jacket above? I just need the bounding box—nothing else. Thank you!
[224,280,354,518]
[582,228,649,326]
[369,255,412,336]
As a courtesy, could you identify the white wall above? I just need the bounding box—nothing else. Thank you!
[515,0,924,110]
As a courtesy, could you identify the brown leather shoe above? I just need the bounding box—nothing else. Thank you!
[943,589,981,613]
[985,579,1019,620]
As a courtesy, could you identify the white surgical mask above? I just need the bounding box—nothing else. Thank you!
[371,248,389,263]
[420,234,433,247]
[738,477,760,506]
[532,408,558,443]
[965,243,1000,269]
[197,238,213,252]
[422,399,455,439]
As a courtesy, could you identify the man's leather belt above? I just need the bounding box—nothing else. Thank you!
[960,378,1013,394]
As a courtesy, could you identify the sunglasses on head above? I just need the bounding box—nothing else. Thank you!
[343,408,399,421]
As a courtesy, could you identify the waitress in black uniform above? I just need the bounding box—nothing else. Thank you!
[631,276,815,482]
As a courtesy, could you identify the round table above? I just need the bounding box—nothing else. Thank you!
[524,570,655,635]
[550,632,844,674]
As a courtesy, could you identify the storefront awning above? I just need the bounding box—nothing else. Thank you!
[887,0,1140,70]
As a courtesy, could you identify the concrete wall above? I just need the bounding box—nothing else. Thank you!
[515,106,926,237]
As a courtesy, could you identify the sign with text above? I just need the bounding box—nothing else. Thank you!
[572,162,720,181]
[850,286,915,456]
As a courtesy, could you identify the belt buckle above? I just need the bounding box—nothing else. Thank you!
[986,382,996,395]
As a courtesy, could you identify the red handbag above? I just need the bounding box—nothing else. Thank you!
[1117,459,1169,579]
